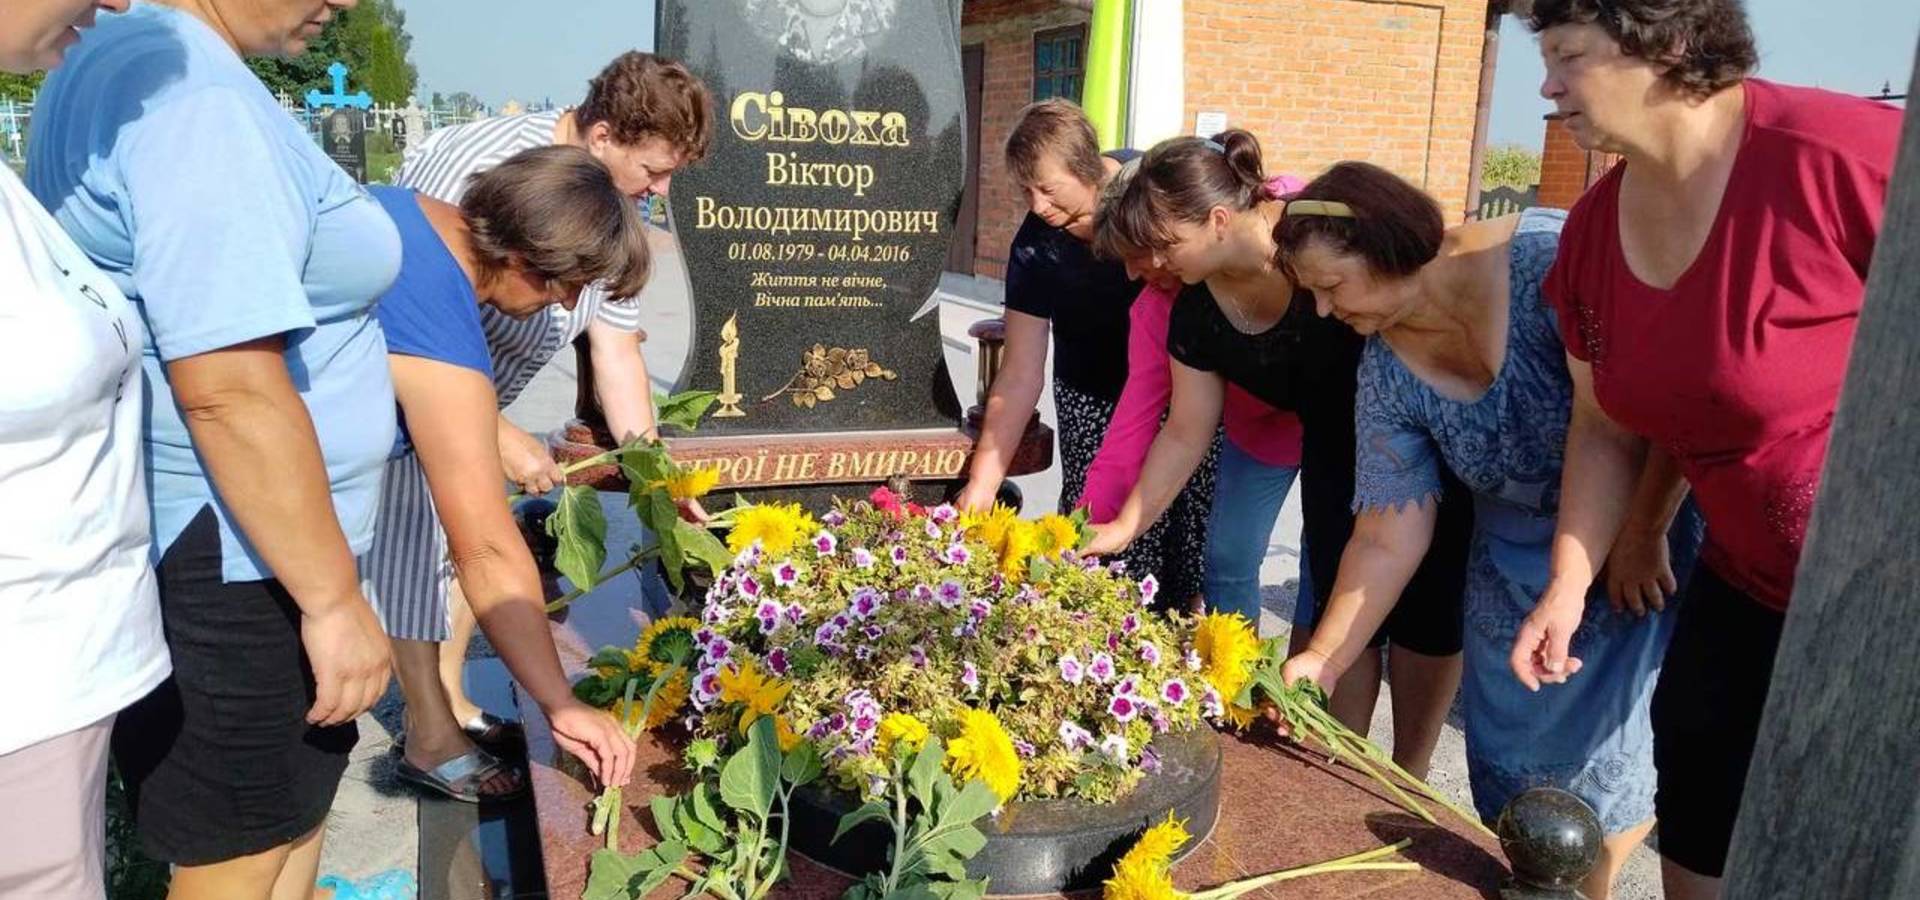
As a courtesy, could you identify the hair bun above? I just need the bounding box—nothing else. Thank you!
[1216,129,1266,188]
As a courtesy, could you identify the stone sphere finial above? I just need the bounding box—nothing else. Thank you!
[1496,787,1602,899]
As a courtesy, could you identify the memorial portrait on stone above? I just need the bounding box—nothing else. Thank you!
[658,0,965,437]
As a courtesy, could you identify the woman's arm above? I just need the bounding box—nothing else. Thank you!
[1085,360,1225,553]
[586,317,657,443]
[955,309,1050,511]
[168,340,391,727]
[1283,500,1439,686]
[1080,288,1176,521]
[391,355,635,787]
[1603,445,1690,615]
[1510,354,1648,689]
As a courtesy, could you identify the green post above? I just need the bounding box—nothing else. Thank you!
[1081,0,1131,150]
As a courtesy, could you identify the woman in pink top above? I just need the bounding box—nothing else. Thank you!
[1517,2,1901,895]
[1081,176,1311,637]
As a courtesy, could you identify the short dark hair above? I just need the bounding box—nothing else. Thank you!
[575,51,715,163]
[1527,0,1756,98]
[462,145,651,299]
[1092,129,1268,260]
[1004,98,1104,188]
[1272,162,1443,285]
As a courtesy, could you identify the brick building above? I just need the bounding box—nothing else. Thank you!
[950,0,1504,279]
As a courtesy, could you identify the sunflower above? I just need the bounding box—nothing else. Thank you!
[877,712,930,757]
[621,669,690,730]
[1222,703,1259,732]
[631,616,700,676]
[1035,513,1080,556]
[725,502,819,556]
[945,708,1022,801]
[659,463,721,501]
[717,658,791,732]
[999,520,1041,578]
[962,503,1020,553]
[1103,813,1191,900]
[1192,612,1261,701]
[774,715,805,752]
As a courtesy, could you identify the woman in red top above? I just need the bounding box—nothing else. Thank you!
[1512,2,1901,895]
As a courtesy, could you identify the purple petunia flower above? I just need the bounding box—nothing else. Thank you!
[814,622,843,645]
[854,644,875,661]
[1121,613,1141,636]
[961,662,980,694]
[740,575,762,598]
[785,602,806,625]
[1089,653,1116,684]
[1161,679,1189,705]
[1116,675,1141,698]
[705,637,734,662]
[733,542,763,569]
[1140,747,1163,774]
[695,626,716,647]
[1101,733,1130,762]
[1151,707,1171,734]
[912,583,936,604]
[822,509,847,527]
[852,547,877,569]
[890,545,910,566]
[814,531,839,556]
[908,644,928,667]
[923,520,943,539]
[1013,739,1036,759]
[1058,720,1095,751]
[942,543,971,565]
[1106,632,1121,652]
[756,601,781,634]
[692,668,722,708]
[862,624,885,642]
[773,561,800,587]
[767,648,790,676]
[850,587,883,619]
[936,579,966,608]
[1139,641,1163,666]
[1201,686,1225,718]
[1015,585,1042,605]
[931,503,959,524]
[1109,694,1139,722]
[1058,653,1085,684]
[832,613,851,629]
[1138,574,1159,606]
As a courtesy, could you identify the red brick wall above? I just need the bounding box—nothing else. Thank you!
[960,0,1090,280]
[1537,115,1620,209]
[1184,0,1491,224]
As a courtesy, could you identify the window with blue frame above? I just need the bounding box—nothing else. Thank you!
[1032,25,1088,102]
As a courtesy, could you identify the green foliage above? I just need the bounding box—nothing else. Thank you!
[1480,144,1542,190]
[586,717,822,900]
[107,767,169,900]
[548,484,609,592]
[246,0,416,104]
[0,71,44,102]
[838,738,994,900]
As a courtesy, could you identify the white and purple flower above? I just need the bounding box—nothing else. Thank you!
[1161,678,1189,705]
[851,547,877,569]
[936,579,966,608]
[1201,686,1225,718]
[1116,675,1141,698]
[1185,648,1203,672]
[822,509,847,527]
[1108,693,1140,723]
[1121,613,1141,635]
[755,600,782,634]
[923,519,943,539]
[767,648,791,676]
[907,644,928,668]
[1088,653,1116,684]
[849,587,883,619]
[889,545,910,566]
[961,661,980,694]
[772,560,800,587]
[1058,720,1095,751]
[813,530,839,556]
[739,575,763,599]
[1139,641,1163,666]
[1138,574,1160,606]
[941,543,971,566]
[1100,733,1130,763]
[1058,653,1085,684]
[930,504,959,524]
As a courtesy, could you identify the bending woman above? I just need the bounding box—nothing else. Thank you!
[368,146,640,802]
[1273,162,1701,900]
[1083,132,1468,778]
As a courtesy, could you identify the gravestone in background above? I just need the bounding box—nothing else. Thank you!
[566,0,1050,498]
[322,108,367,183]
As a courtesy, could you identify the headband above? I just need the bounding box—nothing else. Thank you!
[1283,199,1356,219]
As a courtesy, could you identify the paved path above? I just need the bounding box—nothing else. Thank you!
[318,230,1663,899]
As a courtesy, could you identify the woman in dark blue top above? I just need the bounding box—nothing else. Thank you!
[369,146,650,802]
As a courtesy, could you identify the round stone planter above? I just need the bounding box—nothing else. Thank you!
[787,728,1223,895]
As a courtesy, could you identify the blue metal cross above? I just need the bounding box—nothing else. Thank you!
[305,61,372,110]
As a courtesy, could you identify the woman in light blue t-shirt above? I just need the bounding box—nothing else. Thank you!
[29,1,395,892]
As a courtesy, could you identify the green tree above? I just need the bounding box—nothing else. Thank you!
[0,71,45,102]
[1480,145,1542,190]
[246,0,417,105]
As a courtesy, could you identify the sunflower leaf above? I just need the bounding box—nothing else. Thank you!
[549,485,608,592]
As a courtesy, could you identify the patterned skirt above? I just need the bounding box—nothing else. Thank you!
[1054,378,1218,606]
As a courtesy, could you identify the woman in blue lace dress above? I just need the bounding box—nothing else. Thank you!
[1271,163,1702,900]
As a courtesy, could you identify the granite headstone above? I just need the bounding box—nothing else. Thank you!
[323,108,368,183]
[656,0,965,435]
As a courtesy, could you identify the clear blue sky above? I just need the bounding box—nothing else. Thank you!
[395,0,655,108]
[397,0,1913,146]
[1489,0,1917,148]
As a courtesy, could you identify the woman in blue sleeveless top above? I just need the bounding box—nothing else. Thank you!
[1273,163,1703,900]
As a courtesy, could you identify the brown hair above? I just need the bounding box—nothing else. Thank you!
[1092,129,1267,260]
[1527,0,1756,98]
[1004,98,1103,188]
[461,145,651,299]
[575,51,715,163]
[1272,162,1442,285]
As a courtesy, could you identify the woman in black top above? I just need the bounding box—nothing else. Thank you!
[956,99,1216,608]
[1084,131,1467,776]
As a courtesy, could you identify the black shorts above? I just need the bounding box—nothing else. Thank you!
[112,507,357,866]
[1650,564,1785,878]
[1301,471,1469,658]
